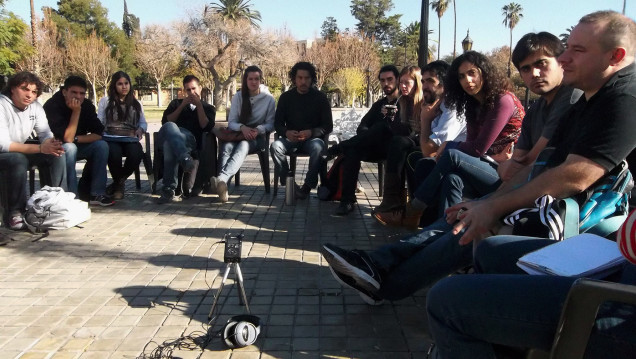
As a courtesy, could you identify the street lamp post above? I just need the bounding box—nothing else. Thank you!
[462,30,473,53]
[418,0,430,68]
[365,67,371,107]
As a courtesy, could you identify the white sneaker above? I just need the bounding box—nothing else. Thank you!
[217,180,228,202]
[9,214,25,230]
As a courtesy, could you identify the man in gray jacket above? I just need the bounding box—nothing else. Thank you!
[0,72,66,230]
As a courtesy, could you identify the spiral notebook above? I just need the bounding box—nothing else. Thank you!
[517,233,626,278]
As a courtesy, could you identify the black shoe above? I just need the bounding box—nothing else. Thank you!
[279,173,287,186]
[295,183,311,200]
[321,243,382,292]
[180,156,195,173]
[89,194,115,207]
[334,201,355,216]
[325,144,341,162]
[327,264,385,305]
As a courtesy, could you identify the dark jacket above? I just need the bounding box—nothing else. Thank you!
[43,91,104,141]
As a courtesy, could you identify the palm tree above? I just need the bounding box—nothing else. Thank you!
[452,0,457,58]
[502,2,523,77]
[431,0,450,60]
[559,26,574,47]
[205,0,262,28]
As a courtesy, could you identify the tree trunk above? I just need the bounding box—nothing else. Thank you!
[91,82,97,106]
[156,82,162,108]
[30,0,39,73]
[453,0,457,58]
[508,28,513,77]
[437,17,441,60]
[213,86,225,112]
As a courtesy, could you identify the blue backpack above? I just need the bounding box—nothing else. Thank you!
[504,160,633,240]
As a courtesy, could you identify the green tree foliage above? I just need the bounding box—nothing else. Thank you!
[321,17,339,41]
[502,2,523,77]
[560,26,574,47]
[122,0,140,38]
[330,67,365,106]
[0,9,33,74]
[206,0,262,28]
[350,0,401,46]
[47,0,137,78]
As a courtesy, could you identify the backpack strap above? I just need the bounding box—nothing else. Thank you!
[561,197,580,239]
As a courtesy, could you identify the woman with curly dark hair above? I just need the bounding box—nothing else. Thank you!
[97,71,147,200]
[375,51,525,229]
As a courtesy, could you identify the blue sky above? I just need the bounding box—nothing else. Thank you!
[7,0,634,58]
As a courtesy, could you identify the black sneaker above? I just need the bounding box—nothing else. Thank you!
[321,243,382,292]
[334,201,355,216]
[295,183,311,200]
[89,194,115,207]
[180,156,195,173]
[157,188,176,204]
[327,266,385,306]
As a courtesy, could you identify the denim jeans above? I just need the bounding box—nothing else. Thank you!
[217,138,260,183]
[414,149,501,211]
[368,217,473,300]
[63,140,109,195]
[270,137,326,188]
[473,235,554,274]
[0,152,66,214]
[158,122,196,190]
[427,265,636,359]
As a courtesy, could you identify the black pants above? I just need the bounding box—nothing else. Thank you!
[339,123,393,203]
[106,141,144,183]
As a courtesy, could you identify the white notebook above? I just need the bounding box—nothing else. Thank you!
[517,233,627,278]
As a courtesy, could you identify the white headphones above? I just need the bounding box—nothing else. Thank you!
[222,315,261,348]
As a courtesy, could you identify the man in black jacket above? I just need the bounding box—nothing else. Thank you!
[270,62,333,199]
[44,76,112,206]
[325,65,401,215]
[157,75,215,203]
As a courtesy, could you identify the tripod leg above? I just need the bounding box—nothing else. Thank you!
[234,263,251,313]
[208,263,232,320]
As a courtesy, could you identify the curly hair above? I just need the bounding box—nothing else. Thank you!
[444,51,512,123]
[289,61,317,86]
[1,72,44,98]
[105,71,141,124]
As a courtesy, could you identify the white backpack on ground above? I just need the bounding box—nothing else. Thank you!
[24,186,91,233]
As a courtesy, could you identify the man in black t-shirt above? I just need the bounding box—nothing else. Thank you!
[158,75,215,203]
[451,11,636,247]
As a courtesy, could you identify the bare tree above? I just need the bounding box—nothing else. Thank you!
[135,24,181,107]
[180,11,269,110]
[259,28,299,92]
[17,9,65,91]
[66,32,118,103]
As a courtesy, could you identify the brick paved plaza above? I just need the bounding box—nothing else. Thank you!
[0,132,433,359]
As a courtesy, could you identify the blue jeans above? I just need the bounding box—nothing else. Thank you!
[0,152,66,214]
[414,149,500,212]
[63,140,109,195]
[368,217,473,300]
[217,138,260,183]
[270,137,326,188]
[473,235,555,274]
[427,265,636,359]
[159,122,196,190]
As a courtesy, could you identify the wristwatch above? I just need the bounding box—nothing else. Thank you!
[74,136,79,143]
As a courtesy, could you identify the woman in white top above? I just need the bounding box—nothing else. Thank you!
[213,65,275,202]
[97,71,147,200]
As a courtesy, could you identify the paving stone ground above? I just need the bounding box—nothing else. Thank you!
[0,132,433,359]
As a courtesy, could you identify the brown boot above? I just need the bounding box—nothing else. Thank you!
[373,203,422,230]
[373,173,406,213]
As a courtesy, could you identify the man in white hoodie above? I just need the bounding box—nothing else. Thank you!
[0,72,66,230]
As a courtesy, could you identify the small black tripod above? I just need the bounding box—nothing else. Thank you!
[208,233,250,319]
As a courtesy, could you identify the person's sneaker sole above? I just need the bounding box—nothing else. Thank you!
[327,267,384,306]
[321,245,381,291]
